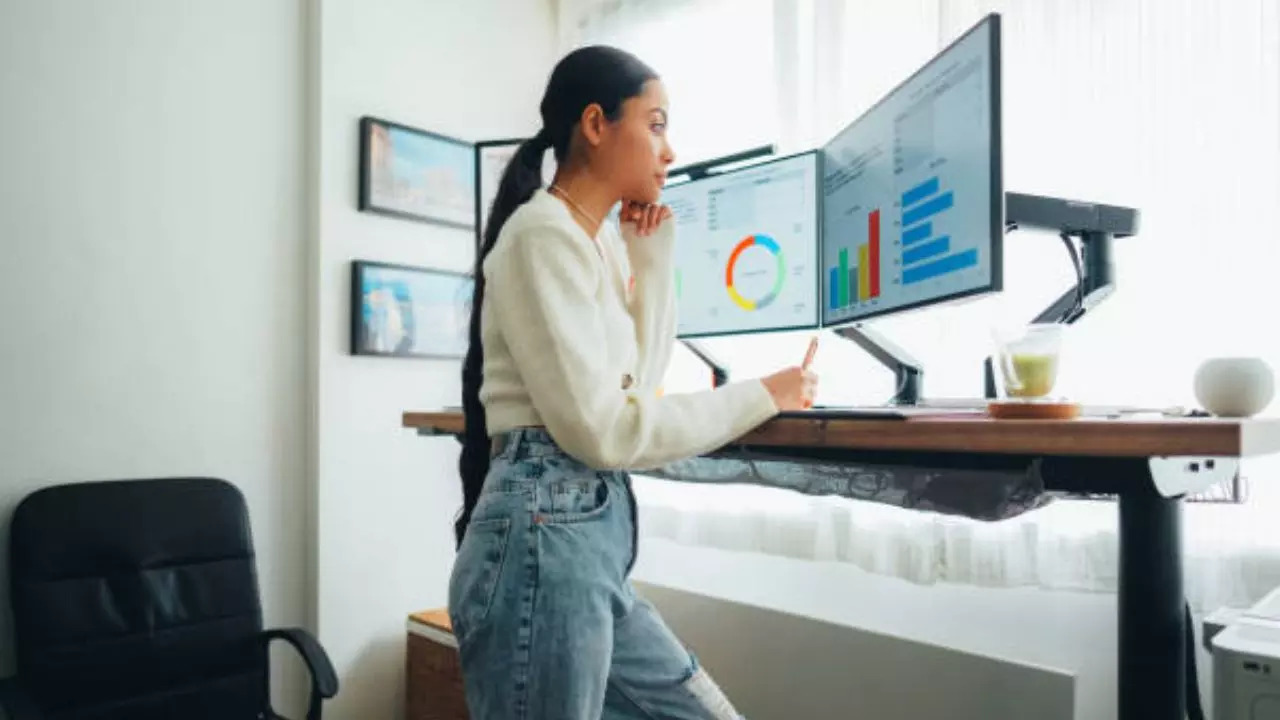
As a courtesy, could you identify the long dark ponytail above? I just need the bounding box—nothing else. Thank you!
[455,46,658,546]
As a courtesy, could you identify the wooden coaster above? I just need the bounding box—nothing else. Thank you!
[987,400,1082,420]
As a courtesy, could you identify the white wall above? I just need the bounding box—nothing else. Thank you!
[311,1,556,717]
[0,0,310,713]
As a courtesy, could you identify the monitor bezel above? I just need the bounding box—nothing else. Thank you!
[818,12,1004,329]
[667,149,825,341]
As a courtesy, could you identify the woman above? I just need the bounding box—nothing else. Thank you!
[449,45,818,720]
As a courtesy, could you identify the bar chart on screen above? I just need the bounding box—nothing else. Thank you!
[898,175,976,285]
[821,36,995,325]
[827,208,883,310]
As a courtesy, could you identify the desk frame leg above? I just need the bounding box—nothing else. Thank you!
[1118,488,1185,720]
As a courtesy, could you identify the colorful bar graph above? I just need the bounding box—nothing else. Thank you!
[858,245,870,301]
[902,222,932,246]
[903,248,979,284]
[902,192,954,227]
[869,210,881,298]
[828,208,884,309]
[838,248,850,307]
[903,235,951,265]
[902,176,940,207]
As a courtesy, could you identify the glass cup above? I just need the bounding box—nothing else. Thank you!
[994,324,1064,400]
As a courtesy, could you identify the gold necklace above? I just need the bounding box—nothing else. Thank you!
[549,184,603,228]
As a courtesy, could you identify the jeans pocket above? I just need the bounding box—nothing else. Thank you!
[447,517,511,638]
[538,474,612,524]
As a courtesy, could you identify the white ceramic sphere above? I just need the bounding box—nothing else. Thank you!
[1194,357,1275,417]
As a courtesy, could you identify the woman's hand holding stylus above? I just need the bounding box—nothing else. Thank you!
[761,337,819,411]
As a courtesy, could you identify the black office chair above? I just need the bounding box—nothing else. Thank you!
[0,477,338,720]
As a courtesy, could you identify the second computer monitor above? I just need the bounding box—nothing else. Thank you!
[663,151,821,339]
[820,13,1003,327]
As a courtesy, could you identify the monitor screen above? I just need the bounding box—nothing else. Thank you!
[474,139,557,249]
[663,151,821,339]
[820,13,1002,327]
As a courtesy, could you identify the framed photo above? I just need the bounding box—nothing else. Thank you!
[359,116,476,229]
[350,261,474,359]
[474,138,558,250]
[474,138,524,250]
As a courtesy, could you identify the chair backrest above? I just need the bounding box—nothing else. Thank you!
[9,477,269,719]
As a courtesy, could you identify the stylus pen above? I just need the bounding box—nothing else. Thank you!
[802,336,818,370]
[801,336,818,408]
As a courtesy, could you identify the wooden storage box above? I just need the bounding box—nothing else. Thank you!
[406,609,468,720]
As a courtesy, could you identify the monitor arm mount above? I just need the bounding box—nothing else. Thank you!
[834,324,924,405]
[671,145,777,388]
[982,192,1139,397]
[682,340,731,389]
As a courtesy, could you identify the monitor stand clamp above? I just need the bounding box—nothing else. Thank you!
[834,324,924,406]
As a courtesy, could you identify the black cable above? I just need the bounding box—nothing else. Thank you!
[1186,600,1207,720]
[1058,232,1085,322]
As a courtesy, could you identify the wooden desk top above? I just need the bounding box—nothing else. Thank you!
[402,410,1280,459]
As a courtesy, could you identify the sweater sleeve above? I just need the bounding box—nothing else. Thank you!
[488,220,779,471]
[620,219,677,395]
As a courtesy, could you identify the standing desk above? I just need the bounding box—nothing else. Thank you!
[404,409,1280,720]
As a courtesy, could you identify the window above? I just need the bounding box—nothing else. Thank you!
[559,0,1280,612]
[565,0,778,169]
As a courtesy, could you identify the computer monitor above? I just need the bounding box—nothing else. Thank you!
[662,151,821,339]
[474,138,558,249]
[820,13,1003,327]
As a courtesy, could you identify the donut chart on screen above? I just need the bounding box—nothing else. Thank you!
[725,234,786,311]
[662,151,820,337]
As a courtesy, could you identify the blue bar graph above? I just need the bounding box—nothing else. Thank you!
[902,192,954,227]
[903,236,950,265]
[902,177,940,207]
[902,222,933,246]
[903,248,978,285]
[829,267,839,310]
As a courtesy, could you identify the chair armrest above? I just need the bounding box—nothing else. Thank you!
[0,677,43,720]
[261,627,339,720]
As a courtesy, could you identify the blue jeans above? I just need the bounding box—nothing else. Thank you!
[447,427,744,720]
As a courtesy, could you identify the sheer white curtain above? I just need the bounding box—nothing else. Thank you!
[557,0,1280,611]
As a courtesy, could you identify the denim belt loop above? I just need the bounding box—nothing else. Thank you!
[489,432,507,459]
[490,428,528,460]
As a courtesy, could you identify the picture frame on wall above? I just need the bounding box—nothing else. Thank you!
[474,137,558,250]
[358,116,476,229]
[474,138,524,250]
[350,261,474,359]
